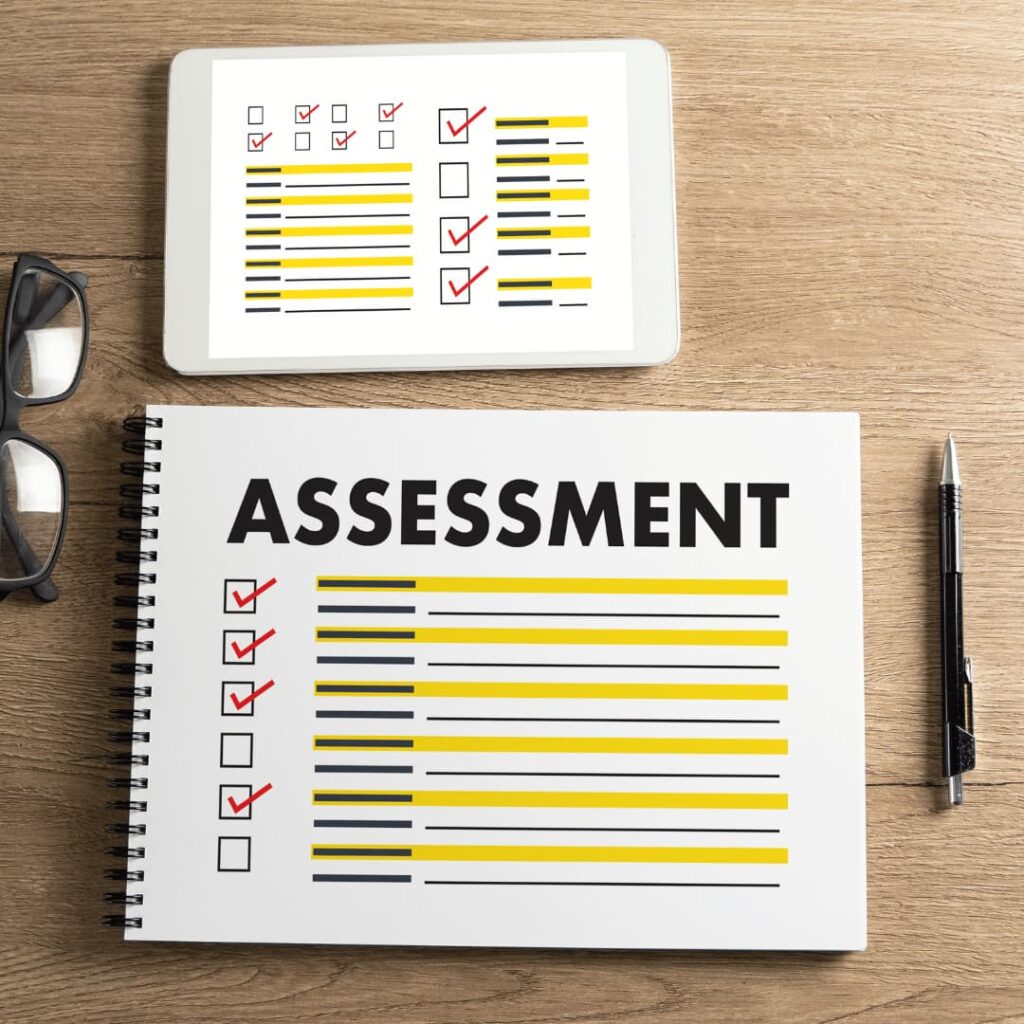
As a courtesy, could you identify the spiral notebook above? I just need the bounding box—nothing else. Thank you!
[106,406,866,950]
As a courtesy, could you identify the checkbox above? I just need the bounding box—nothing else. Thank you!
[220,732,254,768]
[332,104,348,123]
[331,132,351,150]
[440,216,471,254]
[217,836,252,872]
[379,102,398,122]
[221,681,255,717]
[378,129,395,150]
[439,107,469,144]
[220,784,253,820]
[224,578,257,615]
[248,132,268,152]
[295,104,312,123]
[223,629,256,665]
[247,106,264,125]
[295,131,310,151]
[438,162,470,199]
[440,268,471,305]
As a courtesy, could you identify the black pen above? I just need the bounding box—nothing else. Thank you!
[939,434,975,805]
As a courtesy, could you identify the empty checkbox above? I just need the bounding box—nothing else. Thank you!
[220,732,254,768]
[438,162,470,199]
[217,836,252,872]
[247,106,264,125]
[332,104,348,123]
[295,131,311,151]
[221,681,255,717]
[378,130,395,149]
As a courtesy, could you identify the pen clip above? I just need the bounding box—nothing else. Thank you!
[962,655,975,735]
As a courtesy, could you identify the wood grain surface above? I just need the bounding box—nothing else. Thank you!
[1,2,1022,1022]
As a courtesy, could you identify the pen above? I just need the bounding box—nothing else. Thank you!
[939,433,975,805]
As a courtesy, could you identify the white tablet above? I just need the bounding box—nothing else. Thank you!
[164,40,678,375]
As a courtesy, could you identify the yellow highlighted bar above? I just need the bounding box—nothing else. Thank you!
[311,843,787,864]
[496,277,592,291]
[246,287,413,300]
[316,576,788,596]
[495,153,589,166]
[312,790,788,810]
[245,256,413,269]
[496,189,588,202]
[315,625,786,646]
[494,117,588,129]
[246,163,413,175]
[496,226,590,239]
[245,225,413,237]
[246,193,412,206]
[312,735,789,755]
[313,681,789,701]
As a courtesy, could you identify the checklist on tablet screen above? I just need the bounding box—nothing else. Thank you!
[207,51,635,361]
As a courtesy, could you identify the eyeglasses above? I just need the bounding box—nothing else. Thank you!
[0,254,89,603]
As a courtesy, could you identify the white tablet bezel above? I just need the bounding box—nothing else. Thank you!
[164,39,678,375]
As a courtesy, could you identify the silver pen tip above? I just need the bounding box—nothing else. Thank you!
[941,434,961,486]
[949,773,964,806]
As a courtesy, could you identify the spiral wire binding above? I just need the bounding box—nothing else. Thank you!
[104,415,162,929]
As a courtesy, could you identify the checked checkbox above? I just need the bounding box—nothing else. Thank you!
[224,629,256,664]
[247,131,272,152]
[221,681,255,717]
[225,576,277,613]
[223,628,275,665]
[440,217,470,254]
[220,784,254,820]
[440,214,487,254]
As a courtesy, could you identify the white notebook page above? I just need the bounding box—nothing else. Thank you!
[125,407,865,949]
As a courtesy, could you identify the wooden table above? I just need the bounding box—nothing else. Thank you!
[1,3,1022,1021]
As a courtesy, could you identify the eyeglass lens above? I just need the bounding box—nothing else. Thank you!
[9,267,85,401]
[0,438,64,582]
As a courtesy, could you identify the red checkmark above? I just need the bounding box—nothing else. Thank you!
[447,106,487,138]
[298,103,320,121]
[230,679,276,710]
[447,214,488,247]
[228,782,273,814]
[232,577,278,608]
[231,628,276,660]
[448,265,489,298]
[334,130,356,148]
[381,101,404,120]
[251,132,272,149]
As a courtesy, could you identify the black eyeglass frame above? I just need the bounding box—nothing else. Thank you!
[0,254,89,602]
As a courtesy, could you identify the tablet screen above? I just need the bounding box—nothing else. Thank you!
[207,51,634,360]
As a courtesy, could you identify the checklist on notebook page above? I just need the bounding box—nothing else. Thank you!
[115,408,865,950]
[207,50,634,359]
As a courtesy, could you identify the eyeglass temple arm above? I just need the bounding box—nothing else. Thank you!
[1,500,58,602]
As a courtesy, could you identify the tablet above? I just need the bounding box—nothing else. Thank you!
[164,40,678,375]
